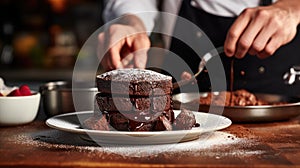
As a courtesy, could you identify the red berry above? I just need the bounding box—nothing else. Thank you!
[19,84,32,96]
[0,92,3,96]
[7,89,22,96]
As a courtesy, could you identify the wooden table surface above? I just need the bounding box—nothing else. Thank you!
[1,114,300,168]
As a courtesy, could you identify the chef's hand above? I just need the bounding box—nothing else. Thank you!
[180,71,197,85]
[98,14,151,71]
[224,0,300,59]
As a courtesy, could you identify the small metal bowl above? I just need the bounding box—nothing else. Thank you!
[40,81,98,117]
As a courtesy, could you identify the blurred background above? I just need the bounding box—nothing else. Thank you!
[0,0,104,83]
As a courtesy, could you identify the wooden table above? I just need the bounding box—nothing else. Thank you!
[1,114,300,168]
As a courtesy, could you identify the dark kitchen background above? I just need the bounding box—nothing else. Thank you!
[0,0,104,83]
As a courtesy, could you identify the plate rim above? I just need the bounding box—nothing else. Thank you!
[45,110,232,136]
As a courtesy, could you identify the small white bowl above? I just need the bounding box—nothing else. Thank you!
[0,91,41,126]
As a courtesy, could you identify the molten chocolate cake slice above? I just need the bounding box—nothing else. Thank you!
[96,69,172,96]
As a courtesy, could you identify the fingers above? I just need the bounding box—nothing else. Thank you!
[256,35,281,59]
[180,71,197,85]
[97,32,105,60]
[235,16,264,58]
[109,40,126,69]
[235,9,277,58]
[99,32,124,70]
[224,8,253,57]
[132,35,150,69]
[248,23,276,56]
[98,24,150,71]
[98,32,112,70]
[181,71,192,81]
[116,33,150,69]
[121,53,133,68]
[225,5,298,59]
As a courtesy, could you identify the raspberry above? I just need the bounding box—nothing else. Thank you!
[7,89,22,96]
[19,84,32,96]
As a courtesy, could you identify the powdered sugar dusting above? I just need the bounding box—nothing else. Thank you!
[10,130,264,158]
[97,68,172,82]
[95,131,264,157]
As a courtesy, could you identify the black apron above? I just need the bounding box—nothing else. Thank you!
[167,0,300,96]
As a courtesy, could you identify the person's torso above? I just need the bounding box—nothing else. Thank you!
[165,0,300,96]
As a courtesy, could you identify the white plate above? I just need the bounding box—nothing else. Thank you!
[46,110,232,145]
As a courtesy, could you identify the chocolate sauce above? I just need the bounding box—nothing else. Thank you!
[229,59,234,106]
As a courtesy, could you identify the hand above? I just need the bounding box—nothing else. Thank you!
[224,0,300,59]
[98,15,151,70]
[181,71,192,81]
[180,71,197,84]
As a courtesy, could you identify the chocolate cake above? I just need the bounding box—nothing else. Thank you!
[173,108,196,130]
[83,113,110,131]
[84,69,199,132]
[105,111,174,131]
[85,68,175,131]
[95,93,171,112]
[96,69,173,96]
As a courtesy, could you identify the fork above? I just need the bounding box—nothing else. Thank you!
[173,46,224,89]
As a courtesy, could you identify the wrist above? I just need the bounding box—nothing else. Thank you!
[275,0,300,24]
[117,14,148,32]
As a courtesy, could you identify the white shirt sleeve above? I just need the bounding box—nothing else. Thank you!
[103,0,159,32]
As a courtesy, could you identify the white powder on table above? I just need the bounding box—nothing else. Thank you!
[10,130,264,158]
[95,131,264,157]
[93,131,240,156]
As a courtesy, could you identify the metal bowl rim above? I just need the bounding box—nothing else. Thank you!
[173,92,300,109]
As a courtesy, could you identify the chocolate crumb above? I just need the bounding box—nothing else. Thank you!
[194,123,200,127]
[173,109,196,130]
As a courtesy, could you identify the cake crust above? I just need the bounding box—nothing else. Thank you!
[96,93,172,112]
[96,69,173,96]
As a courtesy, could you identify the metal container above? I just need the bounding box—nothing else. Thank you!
[173,92,300,122]
[40,81,98,117]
